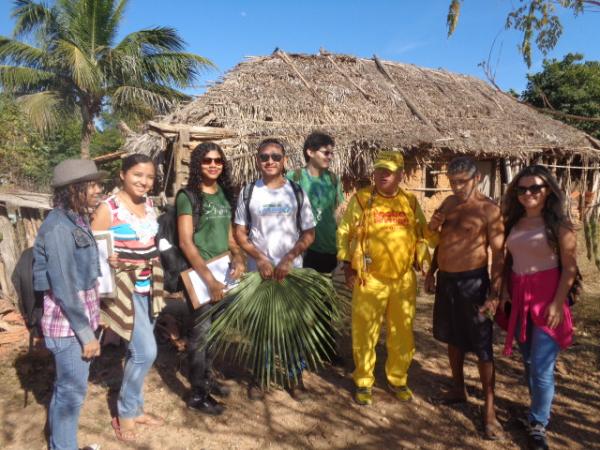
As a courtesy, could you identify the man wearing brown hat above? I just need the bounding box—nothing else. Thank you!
[33,159,105,450]
[337,151,438,405]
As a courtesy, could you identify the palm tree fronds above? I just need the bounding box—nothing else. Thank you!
[55,38,102,92]
[0,65,56,92]
[105,0,128,45]
[0,37,45,68]
[16,90,63,130]
[11,0,54,39]
[115,27,188,55]
[111,84,177,114]
[142,52,214,88]
[59,0,119,54]
[202,269,346,389]
[5,0,212,157]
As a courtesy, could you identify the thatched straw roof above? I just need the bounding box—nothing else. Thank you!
[123,50,600,184]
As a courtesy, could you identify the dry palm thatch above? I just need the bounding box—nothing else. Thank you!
[123,49,600,186]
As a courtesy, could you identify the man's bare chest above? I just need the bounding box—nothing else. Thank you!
[441,208,487,237]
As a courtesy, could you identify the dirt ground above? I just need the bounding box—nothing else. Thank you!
[1,267,599,450]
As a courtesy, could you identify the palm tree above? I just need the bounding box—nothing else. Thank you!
[0,0,212,158]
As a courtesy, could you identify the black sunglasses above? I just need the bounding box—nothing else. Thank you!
[201,157,224,166]
[317,149,335,157]
[258,153,284,163]
[516,184,547,196]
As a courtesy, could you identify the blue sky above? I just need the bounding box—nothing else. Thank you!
[1,0,598,95]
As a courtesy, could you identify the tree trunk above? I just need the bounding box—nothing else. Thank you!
[80,106,95,159]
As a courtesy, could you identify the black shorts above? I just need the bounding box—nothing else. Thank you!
[303,248,338,273]
[432,267,494,362]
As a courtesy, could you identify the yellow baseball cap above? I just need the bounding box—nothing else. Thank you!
[373,150,404,172]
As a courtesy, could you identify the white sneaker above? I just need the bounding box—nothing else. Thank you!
[80,444,101,450]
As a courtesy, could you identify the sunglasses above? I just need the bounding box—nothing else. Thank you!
[201,157,224,166]
[516,184,547,196]
[258,153,284,163]
[317,149,334,158]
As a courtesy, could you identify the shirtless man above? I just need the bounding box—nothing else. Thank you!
[425,156,505,440]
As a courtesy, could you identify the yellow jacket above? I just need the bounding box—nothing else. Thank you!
[337,187,439,280]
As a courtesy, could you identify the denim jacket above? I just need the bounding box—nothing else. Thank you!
[33,208,101,344]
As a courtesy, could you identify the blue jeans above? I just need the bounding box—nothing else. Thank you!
[45,336,91,450]
[117,292,157,418]
[517,322,560,427]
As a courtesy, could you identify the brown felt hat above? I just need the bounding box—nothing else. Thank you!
[51,159,107,188]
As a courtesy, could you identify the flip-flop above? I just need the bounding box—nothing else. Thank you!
[111,417,137,442]
[134,413,165,427]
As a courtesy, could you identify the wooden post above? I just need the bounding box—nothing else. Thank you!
[173,129,190,194]
[21,209,36,249]
[0,207,18,301]
[489,159,498,201]
[420,163,426,204]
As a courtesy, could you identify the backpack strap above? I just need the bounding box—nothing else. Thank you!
[292,168,302,183]
[243,181,256,230]
[288,179,304,232]
[177,188,202,232]
[327,170,340,208]
[403,189,422,239]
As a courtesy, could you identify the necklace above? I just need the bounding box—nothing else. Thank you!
[118,191,147,218]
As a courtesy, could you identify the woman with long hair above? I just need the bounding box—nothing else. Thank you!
[92,154,165,442]
[33,159,105,450]
[501,165,576,450]
[177,142,244,415]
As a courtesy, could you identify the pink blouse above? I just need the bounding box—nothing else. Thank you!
[506,223,559,274]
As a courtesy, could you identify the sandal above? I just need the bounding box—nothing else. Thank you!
[134,413,165,427]
[111,417,137,442]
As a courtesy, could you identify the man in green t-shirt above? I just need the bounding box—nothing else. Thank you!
[287,131,344,364]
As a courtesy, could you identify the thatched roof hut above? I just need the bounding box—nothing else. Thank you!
[122,50,600,213]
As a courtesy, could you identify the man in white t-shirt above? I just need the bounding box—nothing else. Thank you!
[234,138,315,400]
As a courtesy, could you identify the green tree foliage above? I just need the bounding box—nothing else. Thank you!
[0,93,124,189]
[0,0,213,158]
[521,53,600,138]
[0,93,46,188]
[447,1,599,67]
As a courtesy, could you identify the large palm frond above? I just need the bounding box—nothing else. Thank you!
[54,38,102,92]
[115,27,188,54]
[105,0,127,45]
[111,84,185,114]
[58,0,120,54]
[0,65,56,92]
[142,52,213,88]
[109,28,213,81]
[16,90,76,130]
[202,269,345,389]
[11,0,55,40]
[0,37,46,68]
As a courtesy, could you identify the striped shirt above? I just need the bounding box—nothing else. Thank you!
[42,286,100,338]
[105,195,159,295]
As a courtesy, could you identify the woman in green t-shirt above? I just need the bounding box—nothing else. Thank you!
[176,142,244,415]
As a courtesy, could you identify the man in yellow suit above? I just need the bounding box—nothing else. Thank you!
[337,151,438,405]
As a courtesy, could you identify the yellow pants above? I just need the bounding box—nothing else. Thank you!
[352,270,417,388]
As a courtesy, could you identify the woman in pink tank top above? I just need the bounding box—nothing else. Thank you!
[501,165,577,450]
